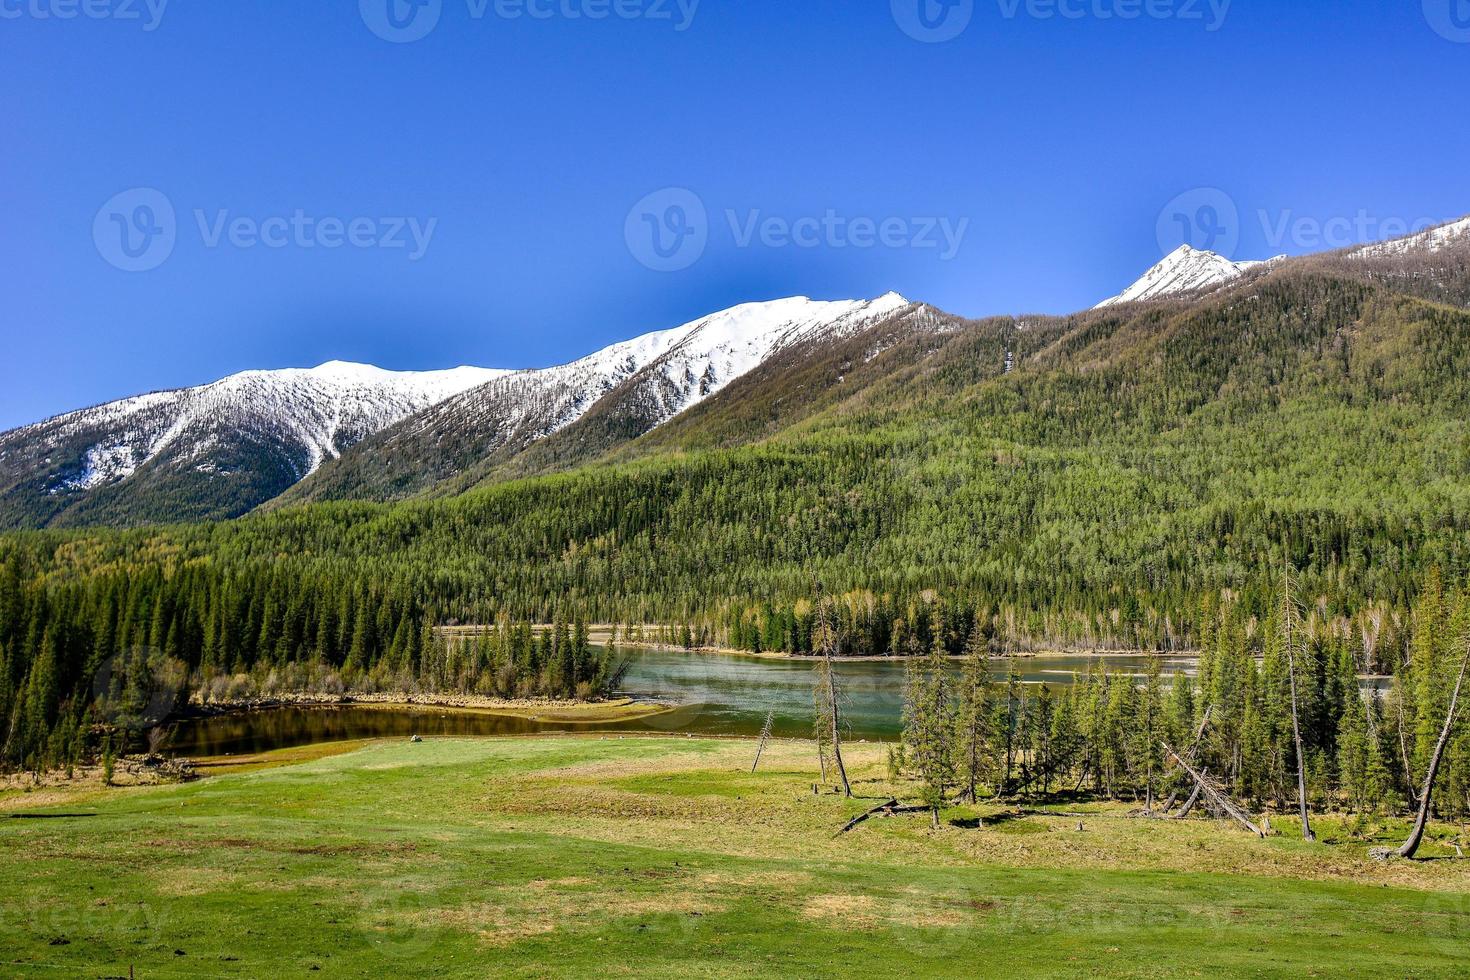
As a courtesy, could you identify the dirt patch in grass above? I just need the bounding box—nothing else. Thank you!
[155,866,245,897]
[801,888,988,931]
[394,876,722,948]
[143,836,422,859]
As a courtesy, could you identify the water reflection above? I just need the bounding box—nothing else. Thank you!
[170,647,1196,757]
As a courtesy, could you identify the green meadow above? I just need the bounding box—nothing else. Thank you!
[3,736,1468,978]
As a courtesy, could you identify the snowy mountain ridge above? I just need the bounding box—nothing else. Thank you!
[1095,245,1278,308]
[0,294,913,525]
[5,361,509,493]
[279,293,918,504]
[1350,216,1470,258]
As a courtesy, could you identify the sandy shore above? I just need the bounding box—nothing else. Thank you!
[183,691,674,724]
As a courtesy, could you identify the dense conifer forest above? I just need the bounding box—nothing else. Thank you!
[3,255,1470,827]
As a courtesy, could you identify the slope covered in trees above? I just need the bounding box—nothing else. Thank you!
[3,242,1470,778]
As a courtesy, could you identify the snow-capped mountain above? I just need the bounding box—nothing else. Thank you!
[0,361,505,527]
[608,293,912,426]
[0,294,916,524]
[1095,245,1276,308]
[284,293,915,504]
[1350,216,1470,258]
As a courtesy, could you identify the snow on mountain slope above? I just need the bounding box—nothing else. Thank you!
[284,294,914,504]
[1095,245,1277,308]
[377,294,910,450]
[1350,216,1470,258]
[629,292,911,424]
[0,361,506,524]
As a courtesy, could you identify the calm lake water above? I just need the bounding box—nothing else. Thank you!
[169,647,1195,757]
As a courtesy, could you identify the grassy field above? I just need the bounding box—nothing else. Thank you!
[3,736,1469,978]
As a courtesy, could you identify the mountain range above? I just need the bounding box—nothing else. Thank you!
[3,215,1468,530]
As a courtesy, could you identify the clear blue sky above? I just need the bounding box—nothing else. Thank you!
[3,0,1469,429]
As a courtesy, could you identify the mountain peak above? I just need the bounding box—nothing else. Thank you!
[1096,245,1272,308]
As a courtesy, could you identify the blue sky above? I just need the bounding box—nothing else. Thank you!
[3,0,1469,429]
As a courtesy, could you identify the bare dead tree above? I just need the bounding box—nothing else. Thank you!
[1396,637,1470,860]
[1161,704,1214,812]
[1173,768,1207,819]
[751,709,775,773]
[812,584,851,797]
[1162,742,1264,837]
[1281,568,1315,842]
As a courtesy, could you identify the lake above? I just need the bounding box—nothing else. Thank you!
[168,647,1195,757]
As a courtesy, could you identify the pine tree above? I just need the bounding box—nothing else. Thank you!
[952,622,992,802]
[903,637,955,827]
[1136,656,1164,810]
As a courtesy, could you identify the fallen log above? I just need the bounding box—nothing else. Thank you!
[1161,742,1264,837]
[1173,769,1207,819]
[837,797,900,834]
[1160,705,1214,812]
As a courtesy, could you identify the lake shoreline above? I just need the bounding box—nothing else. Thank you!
[179,692,674,725]
[606,639,1202,663]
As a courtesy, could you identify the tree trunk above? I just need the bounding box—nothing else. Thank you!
[1285,644,1315,841]
[1174,768,1207,818]
[1396,642,1470,859]
[826,650,851,798]
[1282,571,1315,842]
[1163,742,1264,837]
[1161,705,1213,811]
[751,709,774,773]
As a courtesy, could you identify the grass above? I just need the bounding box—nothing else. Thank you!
[2,735,1469,977]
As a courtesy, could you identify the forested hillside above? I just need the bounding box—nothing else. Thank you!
[4,237,1470,773]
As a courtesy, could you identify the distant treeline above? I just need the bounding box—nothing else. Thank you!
[0,552,623,772]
